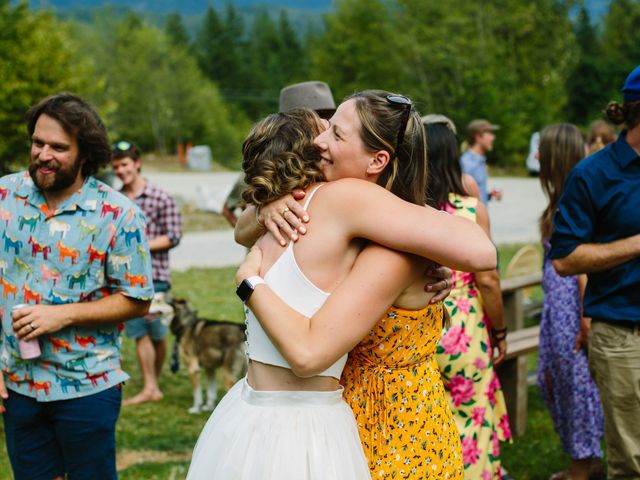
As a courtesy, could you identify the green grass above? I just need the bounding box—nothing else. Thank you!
[172,266,243,322]
[1,244,573,479]
[180,204,231,233]
[502,386,570,479]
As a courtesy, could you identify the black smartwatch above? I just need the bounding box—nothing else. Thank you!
[235,276,265,303]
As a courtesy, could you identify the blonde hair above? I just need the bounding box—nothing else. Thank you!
[587,119,616,155]
[241,109,326,206]
[347,90,427,206]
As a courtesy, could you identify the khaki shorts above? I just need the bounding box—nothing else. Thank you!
[588,321,640,479]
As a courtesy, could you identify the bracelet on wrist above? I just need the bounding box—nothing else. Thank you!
[490,326,507,340]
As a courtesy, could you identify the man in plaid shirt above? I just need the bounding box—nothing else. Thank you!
[112,140,182,405]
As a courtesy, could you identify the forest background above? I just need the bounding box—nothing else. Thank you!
[1,0,639,174]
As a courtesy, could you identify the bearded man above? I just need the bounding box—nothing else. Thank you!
[0,92,153,480]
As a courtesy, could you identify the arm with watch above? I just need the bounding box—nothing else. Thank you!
[236,243,431,378]
[235,274,265,303]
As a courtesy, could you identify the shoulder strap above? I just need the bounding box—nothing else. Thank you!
[302,183,324,210]
[284,184,325,250]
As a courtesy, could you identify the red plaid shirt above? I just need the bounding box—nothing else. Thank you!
[129,180,182,282]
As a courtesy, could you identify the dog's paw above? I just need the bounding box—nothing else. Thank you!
[188,406,201,414]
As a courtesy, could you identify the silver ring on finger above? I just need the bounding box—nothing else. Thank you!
[444,279,449,289]
[30,322,36,331]
[281,207,290,216]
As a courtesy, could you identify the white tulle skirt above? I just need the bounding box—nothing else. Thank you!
[186,377,371,479]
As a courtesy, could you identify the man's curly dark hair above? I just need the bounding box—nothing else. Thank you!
[25,92,110,178]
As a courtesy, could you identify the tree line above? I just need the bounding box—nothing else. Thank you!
[1,0,639,174]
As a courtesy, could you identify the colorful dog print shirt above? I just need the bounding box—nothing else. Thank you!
[0,172,153,401]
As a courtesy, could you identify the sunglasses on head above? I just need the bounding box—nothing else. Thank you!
[385,95,412,154]
[112,140,134,152]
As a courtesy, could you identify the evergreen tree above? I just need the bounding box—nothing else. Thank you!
[241,9,311,117]
[195,6,225,82]
[195,4,248,106]
[600,0,640,99]
[566,6,612,124]
[311,0,405,101]
[165,13,190,51]
[103,18,245,165]
[278,11,307,82]
[243,10,286,116]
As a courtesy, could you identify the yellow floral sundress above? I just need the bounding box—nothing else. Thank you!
[436,194,512,480]
[341,302,464,479]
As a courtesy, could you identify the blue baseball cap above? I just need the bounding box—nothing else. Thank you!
[621,65,640,102]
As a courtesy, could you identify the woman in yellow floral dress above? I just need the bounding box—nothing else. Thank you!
[341,304,464,478]
[425,119,512,479]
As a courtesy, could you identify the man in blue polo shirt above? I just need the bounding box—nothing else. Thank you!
[550,65,640,479]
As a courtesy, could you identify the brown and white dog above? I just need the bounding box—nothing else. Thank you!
[169,298,246,414]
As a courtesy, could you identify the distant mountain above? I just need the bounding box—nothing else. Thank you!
[24,0,331,37]
[25,0,612,24]
[28,0,332,16]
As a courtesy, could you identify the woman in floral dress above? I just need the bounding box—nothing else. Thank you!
[537,124,603,480]
[425,119,512,479]
[341,303,464,478]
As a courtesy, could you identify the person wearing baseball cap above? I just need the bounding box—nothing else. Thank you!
[222,81,336,227]
[621,64,640,102]
[549,64,640,478]
[460,119,501,204]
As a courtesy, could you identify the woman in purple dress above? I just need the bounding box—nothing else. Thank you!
[537,124,604,480]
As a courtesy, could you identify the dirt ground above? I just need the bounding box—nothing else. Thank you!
[117,449,192,471]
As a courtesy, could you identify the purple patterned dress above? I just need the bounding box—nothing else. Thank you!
[537,241,603,459]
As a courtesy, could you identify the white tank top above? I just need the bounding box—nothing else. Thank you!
[245,185,348,379]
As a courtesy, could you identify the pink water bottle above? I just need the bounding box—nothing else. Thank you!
[12,303,41,360]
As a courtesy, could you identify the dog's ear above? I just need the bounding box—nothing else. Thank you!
[172,297,187,307]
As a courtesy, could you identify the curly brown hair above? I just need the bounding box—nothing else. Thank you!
[25,92,111,178]
[241,109,326,206]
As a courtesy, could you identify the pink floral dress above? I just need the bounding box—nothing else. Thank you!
[435,193,512,480]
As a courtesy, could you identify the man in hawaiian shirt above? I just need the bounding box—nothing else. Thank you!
[0,92,153,480]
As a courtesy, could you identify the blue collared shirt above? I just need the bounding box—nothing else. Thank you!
[549,132,640,323]
[0,172,154,401]
[460,149,489,203]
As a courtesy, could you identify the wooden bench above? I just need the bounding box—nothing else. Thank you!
[496,272,543,437]
[504,326,540,361]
